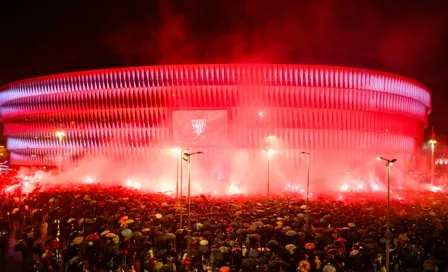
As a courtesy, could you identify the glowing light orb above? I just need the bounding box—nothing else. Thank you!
[228,183,241,195]
[339,183,349,192]
[125,179,141,190]
[83,176,95,184]
[429,186,442,192]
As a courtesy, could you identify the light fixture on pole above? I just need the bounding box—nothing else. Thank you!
[175,148,189,229]
[301,151,311,232]
[182,151,204,257]
[429,139,436,186]
[55,131,65,174]
[262,149,275,200]
[376,156,397,272]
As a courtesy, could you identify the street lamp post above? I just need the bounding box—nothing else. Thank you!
[182,151,203,257]
[174,148,189,199]
[301,152,310,232]
[55,131,65,174]
[429,139,436,186]
[376,156,397,272]
[263,149,275,200]
[267,154,270,201]
[177,148,189,229]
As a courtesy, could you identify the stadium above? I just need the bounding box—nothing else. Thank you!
[0,64,431,190]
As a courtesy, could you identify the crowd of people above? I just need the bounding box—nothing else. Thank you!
[0,174,447,272]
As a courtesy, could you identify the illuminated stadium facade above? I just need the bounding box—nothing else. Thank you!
[0,64,431,180]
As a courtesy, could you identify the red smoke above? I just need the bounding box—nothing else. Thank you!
[104,0,446,76]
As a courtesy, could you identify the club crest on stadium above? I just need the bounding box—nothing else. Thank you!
[192,119,206,135]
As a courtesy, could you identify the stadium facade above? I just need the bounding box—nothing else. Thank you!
[0,64,431,179]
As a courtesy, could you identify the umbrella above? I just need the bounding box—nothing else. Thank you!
[285,230,297,237]
[69,256,80,265]
[101,230,110,236]
[164,233,176,240]
[200,240,209,246]
[121,229,132,237]
[73,236,84,245]
[126,219,134,224]
[32,209,41,215]
[142,228,150,233]
[398,233,409,241]
[133,231,142,237]
[155,213,162,219]
[253,221,264,228]
[298,260,311,271]
[285,244,296,251]
[236,228,246,235]
[323,264,337,272]
[199,245,209,254]
[219,266,230,272]
[242,258,257,267]
[86,234,100,241]
[12,208,19,215]
[305,243,316,250]
[106,233,116,238]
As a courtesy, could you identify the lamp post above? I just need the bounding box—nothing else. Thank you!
[182,151,203,257]
[174,148,189,199]
[429,139,436,186]
[177,148,189,229]
[376,156,397,272]
[301,152,310,232]
[262,149,275,200]
[55,131,65,174]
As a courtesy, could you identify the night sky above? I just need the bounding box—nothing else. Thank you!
[1,0,447,135]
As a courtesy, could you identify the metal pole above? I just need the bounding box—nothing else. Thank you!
[386,163,391,272]
[58,137,62,175]
[180,154,183,229]
[267,157,270,200]
[176,152,179,200]
[305,153,310,232]
[431,142,435,186]
[187,156,192,257]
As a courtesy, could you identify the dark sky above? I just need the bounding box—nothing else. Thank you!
[1,0,447,135]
